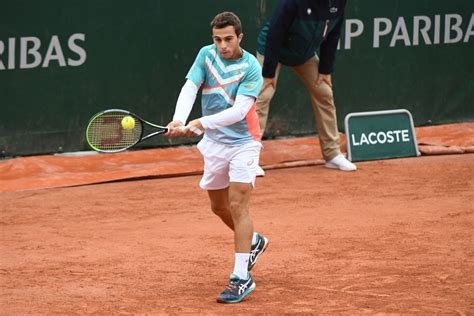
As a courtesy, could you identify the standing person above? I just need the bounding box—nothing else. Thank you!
[165,12,269,304]
[256,0,356,173]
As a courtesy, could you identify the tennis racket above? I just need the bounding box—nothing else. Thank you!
[85,109,169,153]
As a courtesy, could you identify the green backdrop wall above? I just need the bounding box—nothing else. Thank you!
[1,0,473,156]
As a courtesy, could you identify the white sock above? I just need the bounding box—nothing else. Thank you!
[233,253,250,279]
[251,232,258,246]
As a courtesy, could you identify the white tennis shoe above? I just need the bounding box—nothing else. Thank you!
[325,154,357,171]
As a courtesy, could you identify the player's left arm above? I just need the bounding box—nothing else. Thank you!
[189,94,256,131]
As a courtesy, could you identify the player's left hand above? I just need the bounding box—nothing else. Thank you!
[185,119,204,136]
[316,73,332,87]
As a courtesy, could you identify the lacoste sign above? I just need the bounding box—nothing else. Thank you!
[345,109,419,162]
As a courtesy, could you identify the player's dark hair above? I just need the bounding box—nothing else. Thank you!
[210,12,242,36]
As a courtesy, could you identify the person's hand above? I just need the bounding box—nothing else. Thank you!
[316,73,332,87]
[261,77,276,91]
[165,119,203,137]
[185,119,204,137]
[165,120,185,137]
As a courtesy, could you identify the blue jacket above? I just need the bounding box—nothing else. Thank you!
[257,0,346,77]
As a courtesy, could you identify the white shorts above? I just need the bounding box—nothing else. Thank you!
[196,137,262,190]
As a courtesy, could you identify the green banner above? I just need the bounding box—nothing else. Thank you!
[345,109,419,162]
[1,0,473,156]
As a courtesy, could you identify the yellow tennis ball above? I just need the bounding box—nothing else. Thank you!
[121,116,135,129]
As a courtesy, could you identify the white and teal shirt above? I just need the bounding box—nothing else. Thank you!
[186,44,263,146]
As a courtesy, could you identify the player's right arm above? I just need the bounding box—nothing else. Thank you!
[166,80,200,137]
[194,94,256,130]
[166,47,207,137]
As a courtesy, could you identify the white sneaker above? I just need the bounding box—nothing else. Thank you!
[256,165,265,177]
[325,154,357,171]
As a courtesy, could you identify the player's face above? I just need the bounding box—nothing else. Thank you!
[212,26,243,60]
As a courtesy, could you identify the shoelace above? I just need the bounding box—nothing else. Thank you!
[226,279,239,291]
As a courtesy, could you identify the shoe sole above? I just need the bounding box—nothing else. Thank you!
[324,163,356,171]
[216,282,256,304]
[248,237,269,271]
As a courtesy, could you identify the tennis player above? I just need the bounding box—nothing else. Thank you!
[165,12,269,304]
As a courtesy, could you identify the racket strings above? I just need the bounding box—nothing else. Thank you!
[87,112,142,151]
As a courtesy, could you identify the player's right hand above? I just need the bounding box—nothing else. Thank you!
[165,120,203,137]
[165,120,185,137]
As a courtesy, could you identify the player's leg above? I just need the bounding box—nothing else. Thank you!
[228,182,254,253]
[207,186,268,266]
[216,141,266,304]
[214,187,256,304]
[199,137,267,262]
[207,185,268,272]
[292,56,356,171]
[206,184,253,281]
[228,141,269,267]
[198,138,236,229]
[216,186,256,304]
[207,188,234,230]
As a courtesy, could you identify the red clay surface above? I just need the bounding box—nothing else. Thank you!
[1,154,473,314]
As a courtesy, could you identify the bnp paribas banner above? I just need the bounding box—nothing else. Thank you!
[331,3,474,133]
[0,0,473,156]
[0,34,86,70]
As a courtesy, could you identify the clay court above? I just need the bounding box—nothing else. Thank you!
[1,124,473,314]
